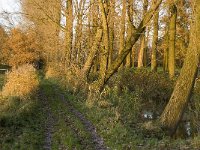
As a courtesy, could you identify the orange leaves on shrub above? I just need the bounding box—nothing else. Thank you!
[2,64,39,99]
[3,28,41,67]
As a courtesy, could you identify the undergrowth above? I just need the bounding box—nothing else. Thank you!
[0,92,45,149]
[0,66,44,149]
[1,64,39,100]
[0,66,200,149]
[60,68,199,149]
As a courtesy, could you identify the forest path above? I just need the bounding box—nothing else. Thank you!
[40,80,107,150]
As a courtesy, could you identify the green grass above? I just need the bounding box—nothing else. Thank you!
[63,81,199,150]
[0,73,46,149]
[0,97,46,149]
[66,91,146,149]
[0,74,5,90]
[40,80,96,150]
[0,77,97,149]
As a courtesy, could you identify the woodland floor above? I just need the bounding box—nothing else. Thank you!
[0,75,200,150]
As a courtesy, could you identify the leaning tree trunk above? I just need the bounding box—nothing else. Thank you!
[82,29,103,77]
[97,0,163,91]
[160,1,200,135]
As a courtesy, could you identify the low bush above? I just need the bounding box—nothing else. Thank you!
[45,63,88,94]
[102,86,142,124]
[192,136,200,149]
[1,64,39,100]
[190,78,200,135]
[45,63,66,81]
[113,68,174,105]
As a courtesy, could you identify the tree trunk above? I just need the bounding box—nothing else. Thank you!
[82,29,103,77]
[144,26,150,67]
[99,0,110,79]
[89,0,99,74]
[151,0,159,72]
[138,36,145,68]
[138,0,148,68]
[160,1,200,135]
[74,0,86,66]
[97,0,163,91]
[168,4,177,78]
[65,0,73,66]
[126,0,134,68]
[163,47,169,72]
[119,0,126,68]
[108,0,115,68]
[163,29,169,72]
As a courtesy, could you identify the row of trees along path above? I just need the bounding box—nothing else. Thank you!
[0,0,199,137]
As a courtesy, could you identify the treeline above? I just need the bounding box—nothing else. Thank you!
[0,0,200,136]
[0,1,190,76]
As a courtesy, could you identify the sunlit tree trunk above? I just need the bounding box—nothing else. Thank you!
[163,29,169,72]
[119,0,126,68]
[144,26,150,67]
[160,1,200,135]
[163,48,169,72]
[97,0,163,91]
[108,0,115,68]
[168,4,177,78]
[83,29,103,77]
[126,0,134,68]
[89,0,99,73]
[151,0,159,72]
[65,0,73,66]
[138,0,148,68]
[99,0,110,79]
[74,0,86,66]
[138,36,145,68]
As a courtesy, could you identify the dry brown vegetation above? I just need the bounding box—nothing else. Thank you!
[45,63,88,93]
[1,28,42,67]
[1,64,39,99]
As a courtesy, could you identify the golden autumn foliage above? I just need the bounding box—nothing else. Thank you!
[1,64,39,99]
[2,28,42,67]
[0,26,8,64]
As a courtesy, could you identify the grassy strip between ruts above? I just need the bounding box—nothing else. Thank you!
[40,80,96,150]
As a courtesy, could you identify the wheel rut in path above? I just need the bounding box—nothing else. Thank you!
[54,88,108,150]
[39,90,55,150]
